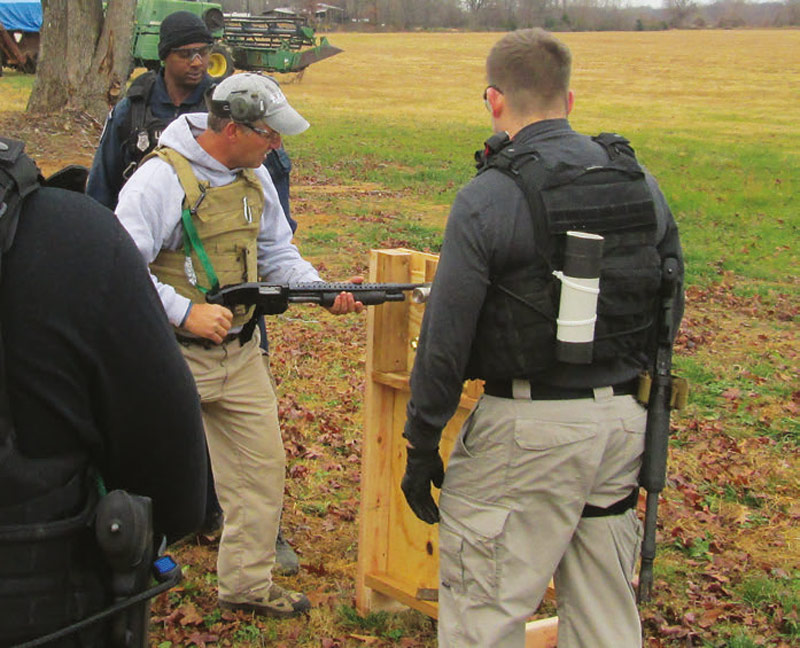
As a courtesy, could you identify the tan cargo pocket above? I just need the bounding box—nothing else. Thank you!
[514,419,595,451]
[439,492,510,603]
[613,508,643,585]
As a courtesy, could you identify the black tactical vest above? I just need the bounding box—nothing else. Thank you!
[465,132,662,381]
[0,138,105,646]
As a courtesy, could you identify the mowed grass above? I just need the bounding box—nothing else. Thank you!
[275,30,799,291]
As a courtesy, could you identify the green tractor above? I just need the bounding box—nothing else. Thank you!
[132,0,342,81]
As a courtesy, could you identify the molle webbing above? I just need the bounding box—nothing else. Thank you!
[466,132,661,380]
[0,478,104,647]
[0,137,41,259]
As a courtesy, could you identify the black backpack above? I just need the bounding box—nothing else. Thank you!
[0,137,47,512]
[467,131,662,380]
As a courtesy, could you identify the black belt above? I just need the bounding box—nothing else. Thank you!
[582,488,639,518]
[175,333,238,349]
[483,378,638,400]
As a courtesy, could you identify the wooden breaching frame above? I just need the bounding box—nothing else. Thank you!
[356,248,559,648]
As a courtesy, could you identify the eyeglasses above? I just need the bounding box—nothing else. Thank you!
[171,45,213,62]
[244,123,281,144]
[483,85,502,111]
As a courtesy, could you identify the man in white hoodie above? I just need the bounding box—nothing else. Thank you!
[115,73,362,617]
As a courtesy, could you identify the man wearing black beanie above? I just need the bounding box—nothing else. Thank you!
[157,10,215,60]
[87,11,214,210]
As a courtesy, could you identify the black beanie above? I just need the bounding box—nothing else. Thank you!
[158,11,213,60]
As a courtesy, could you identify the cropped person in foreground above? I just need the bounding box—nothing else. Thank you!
[0,136,206,646]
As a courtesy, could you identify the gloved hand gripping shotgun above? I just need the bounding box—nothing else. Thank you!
[637,257,681,603]
[207,281,426,343]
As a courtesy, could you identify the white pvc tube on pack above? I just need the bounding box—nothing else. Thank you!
[553,231,604,364]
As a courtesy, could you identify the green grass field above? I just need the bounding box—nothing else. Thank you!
[275,30,800,293]
[3,30,798,291]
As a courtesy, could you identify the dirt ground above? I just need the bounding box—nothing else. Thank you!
[0,110,98,174]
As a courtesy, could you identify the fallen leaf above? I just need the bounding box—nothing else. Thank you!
[348,633,380,644]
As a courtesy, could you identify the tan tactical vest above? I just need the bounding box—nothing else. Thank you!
[147,147,264,328]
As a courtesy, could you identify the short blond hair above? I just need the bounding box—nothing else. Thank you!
[486,29,572,115]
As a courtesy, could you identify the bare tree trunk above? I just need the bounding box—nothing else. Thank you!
[27,0,136,122]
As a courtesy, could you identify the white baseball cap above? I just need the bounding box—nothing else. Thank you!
[208,73,309,136]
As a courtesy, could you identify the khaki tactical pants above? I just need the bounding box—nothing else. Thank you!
[438,388,645,648]
[180,330,284,603]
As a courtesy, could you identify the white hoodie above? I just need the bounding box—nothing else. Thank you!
[116,113,320,327]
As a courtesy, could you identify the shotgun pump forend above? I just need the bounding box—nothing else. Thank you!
[206,281,427,314]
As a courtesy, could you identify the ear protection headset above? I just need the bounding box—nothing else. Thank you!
[206,87,267,124]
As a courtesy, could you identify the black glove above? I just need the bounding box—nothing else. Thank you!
[401,446,445,524]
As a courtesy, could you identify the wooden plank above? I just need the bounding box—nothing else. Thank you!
[525,617,559,648]
[405,248,437,371]
[370,250,412,374]
[364,573,439,618]
[358,249,499,620]
[356,379,398,613]
[371,371,480,412]
[378,394,473,609]
[358,249,424,613]
[357,250,410,613]
[370,370,410,392]
[385,389,440,600]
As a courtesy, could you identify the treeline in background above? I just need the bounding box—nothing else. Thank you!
[224,0,800,31]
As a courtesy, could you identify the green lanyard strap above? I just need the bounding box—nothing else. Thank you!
[181,196,219,294]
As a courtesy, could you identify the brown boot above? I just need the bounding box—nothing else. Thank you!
[219,583,311,618]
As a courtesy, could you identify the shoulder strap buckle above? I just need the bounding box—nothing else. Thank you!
[475,131,512,172]
[592,132,635,160]
[0,137,25,164]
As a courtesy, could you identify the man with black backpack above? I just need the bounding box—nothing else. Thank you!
[400,29,684,647]
[0,137,207,647]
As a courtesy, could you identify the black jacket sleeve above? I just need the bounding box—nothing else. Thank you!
[2,188,206,543]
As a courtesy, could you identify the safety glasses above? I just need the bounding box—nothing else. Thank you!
[244,123,281,144]
[172,45,213,62]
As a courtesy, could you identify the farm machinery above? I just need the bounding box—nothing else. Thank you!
[0,0,343,80]
[132,0,343,80]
